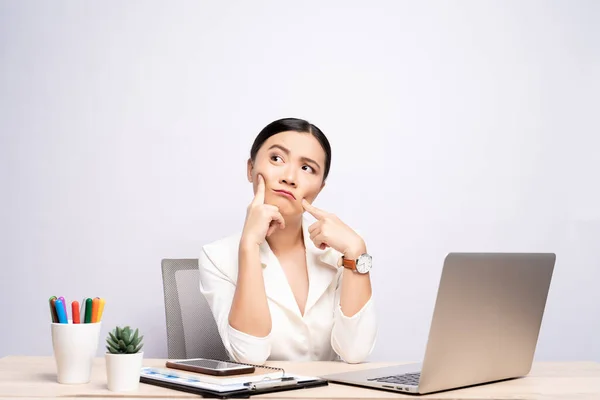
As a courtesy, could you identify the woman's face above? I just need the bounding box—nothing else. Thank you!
[247,131,326,217]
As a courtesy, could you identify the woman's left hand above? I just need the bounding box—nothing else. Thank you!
[302,199,366,259]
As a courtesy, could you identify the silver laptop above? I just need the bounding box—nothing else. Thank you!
[323,252,555,395]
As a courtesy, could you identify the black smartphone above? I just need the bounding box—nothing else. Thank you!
[165,358,255,376]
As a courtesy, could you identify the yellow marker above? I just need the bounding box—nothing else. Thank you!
[97,298,106,322]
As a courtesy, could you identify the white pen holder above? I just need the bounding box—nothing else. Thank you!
[51,322,102,384]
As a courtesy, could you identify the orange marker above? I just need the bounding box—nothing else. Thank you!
[72,301,81,324]
[97,298,106,322]
[91,298,99,323]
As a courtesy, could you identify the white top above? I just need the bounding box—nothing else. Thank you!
[198,217,377,364]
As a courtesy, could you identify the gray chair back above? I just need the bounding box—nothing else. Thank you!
[161,258,228,360]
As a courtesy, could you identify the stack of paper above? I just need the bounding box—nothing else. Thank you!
[140,367,320,394]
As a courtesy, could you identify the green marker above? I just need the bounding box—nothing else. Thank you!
[84,298,93,323]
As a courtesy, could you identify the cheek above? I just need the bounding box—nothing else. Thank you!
[299,179,322,201]
[251,160,272,180]
[251,166,278,191]
[255,169,276,185]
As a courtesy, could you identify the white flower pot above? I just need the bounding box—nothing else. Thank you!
[105,351,144,392]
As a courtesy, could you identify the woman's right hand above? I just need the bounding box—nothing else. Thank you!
[241,174,286,247]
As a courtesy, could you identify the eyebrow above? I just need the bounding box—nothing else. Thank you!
[267,144,322,171]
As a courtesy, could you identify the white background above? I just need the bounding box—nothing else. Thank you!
[1,0,598,362]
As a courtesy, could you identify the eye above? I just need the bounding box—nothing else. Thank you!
[302,165,314,173]
[270,155,283,163]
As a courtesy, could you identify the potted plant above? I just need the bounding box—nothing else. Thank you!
[105,326,144,391]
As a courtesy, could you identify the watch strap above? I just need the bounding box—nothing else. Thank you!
[342,256,357,270]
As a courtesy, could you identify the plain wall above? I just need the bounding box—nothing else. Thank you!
[1,0,599,362]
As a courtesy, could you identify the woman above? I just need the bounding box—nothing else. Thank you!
[199,118,376,365]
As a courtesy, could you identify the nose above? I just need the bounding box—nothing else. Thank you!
[280,165,297,187]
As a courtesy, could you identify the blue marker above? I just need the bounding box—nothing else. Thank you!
[55,299,68,323]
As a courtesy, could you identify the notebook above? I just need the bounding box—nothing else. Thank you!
[139,367,327,398]
[140,365,284,386]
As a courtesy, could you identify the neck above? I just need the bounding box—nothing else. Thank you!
[267,215,304,254]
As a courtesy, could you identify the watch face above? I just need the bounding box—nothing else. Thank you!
[356,253,372,274]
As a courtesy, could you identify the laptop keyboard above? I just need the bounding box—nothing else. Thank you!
[369,372,421,386]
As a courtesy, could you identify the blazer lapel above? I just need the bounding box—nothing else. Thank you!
[259,240,303,318]
[259,217,340,318]
[302,217,341,315]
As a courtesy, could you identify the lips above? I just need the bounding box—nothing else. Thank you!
[273,189,296,200]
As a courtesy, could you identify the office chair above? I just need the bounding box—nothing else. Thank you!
[161,258,229,360]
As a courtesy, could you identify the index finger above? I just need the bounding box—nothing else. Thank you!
[252,174,265,205]
[302,199,327,219]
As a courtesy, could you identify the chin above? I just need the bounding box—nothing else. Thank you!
[281,207,303,218]
[266,196,301,217]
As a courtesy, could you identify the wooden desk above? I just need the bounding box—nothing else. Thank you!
[1,356,599,399]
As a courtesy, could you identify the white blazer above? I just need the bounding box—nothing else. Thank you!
[198,217,377,365]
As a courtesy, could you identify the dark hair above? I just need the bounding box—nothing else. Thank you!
[250,118,332,181]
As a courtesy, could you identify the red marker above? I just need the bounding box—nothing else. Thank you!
[72,301,81,324]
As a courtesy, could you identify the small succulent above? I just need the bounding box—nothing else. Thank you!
[106,326,144,354]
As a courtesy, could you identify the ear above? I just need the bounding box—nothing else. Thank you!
[247,158,254,182]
